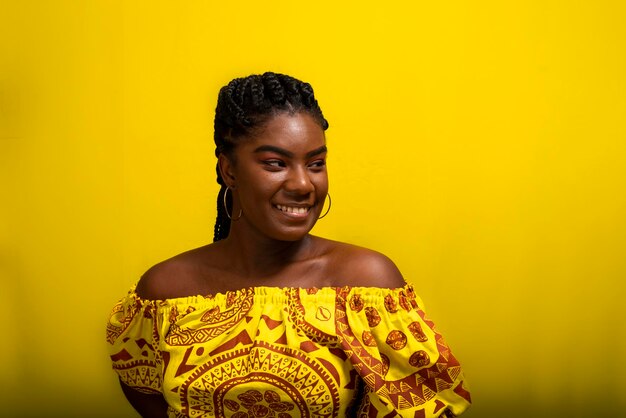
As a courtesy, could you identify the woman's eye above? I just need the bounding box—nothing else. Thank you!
[310,159,326,168]
[264,160,284,168]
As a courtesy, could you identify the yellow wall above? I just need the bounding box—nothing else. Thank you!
[1,1,625,417]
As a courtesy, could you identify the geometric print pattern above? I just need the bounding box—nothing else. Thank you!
[107,284,471,417]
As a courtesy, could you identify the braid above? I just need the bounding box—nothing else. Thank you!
[212,72,329,242]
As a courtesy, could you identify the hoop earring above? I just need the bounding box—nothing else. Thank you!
[223,186,243,221]
[318,193,332,219]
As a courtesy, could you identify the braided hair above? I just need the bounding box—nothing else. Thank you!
[212,72,329,242]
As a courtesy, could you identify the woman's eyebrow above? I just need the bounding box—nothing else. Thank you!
[306,145,327,158]
[253,145,293,158]
[253,145,327,159]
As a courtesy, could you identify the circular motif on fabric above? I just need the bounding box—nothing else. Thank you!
[362,330,377,347]
[364,307,381,328]
[349,294,364,312]
[180,342,339,417]
[409,350,430,368]
[380,353,390,377]
[384,294,398,313]
[222,389,295,417]
[408,321,428,342]
[287,291,335,343]
[399,293,412,311]
[386,330,407,350]
[315,306,332,321]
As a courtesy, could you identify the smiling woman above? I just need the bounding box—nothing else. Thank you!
[105,72,472,417]
[218,112,328,244]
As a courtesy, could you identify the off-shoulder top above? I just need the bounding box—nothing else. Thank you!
[106,284,471,417]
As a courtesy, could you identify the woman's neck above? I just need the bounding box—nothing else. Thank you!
[219,230,316,279]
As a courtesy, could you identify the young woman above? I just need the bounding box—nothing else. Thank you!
[106,72,471,417]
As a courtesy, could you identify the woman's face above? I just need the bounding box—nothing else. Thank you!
[221,112,328,242]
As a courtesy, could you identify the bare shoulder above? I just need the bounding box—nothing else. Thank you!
[319,238,406,288]
[135,245,214,300]
[135,258,187,300]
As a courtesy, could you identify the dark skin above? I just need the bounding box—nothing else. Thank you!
[121,112,405,417]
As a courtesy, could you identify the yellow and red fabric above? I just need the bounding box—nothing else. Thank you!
[107,284,471,417]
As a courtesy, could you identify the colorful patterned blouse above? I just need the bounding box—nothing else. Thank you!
[106,284,471,417]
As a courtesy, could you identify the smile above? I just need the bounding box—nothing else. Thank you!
[274,204,311,215]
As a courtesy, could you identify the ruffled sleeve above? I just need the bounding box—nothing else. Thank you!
[337,285,471,417]
[105,286,166,394]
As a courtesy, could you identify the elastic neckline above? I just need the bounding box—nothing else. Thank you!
[130,283,415,306]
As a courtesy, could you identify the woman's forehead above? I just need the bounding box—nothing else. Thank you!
[240,112,326,153]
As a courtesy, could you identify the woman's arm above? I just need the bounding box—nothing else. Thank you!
[120,380,169,418]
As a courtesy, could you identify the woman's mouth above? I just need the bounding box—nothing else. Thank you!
[274,204,311,216]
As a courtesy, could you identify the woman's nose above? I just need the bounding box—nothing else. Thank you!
[284,166,315,194]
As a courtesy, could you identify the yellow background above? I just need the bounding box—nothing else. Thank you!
[1,1,625,417]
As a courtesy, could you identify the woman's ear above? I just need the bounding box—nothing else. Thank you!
[218,154,236,186]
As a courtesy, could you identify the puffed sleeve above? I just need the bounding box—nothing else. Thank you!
[337,285,471,417]
[105,287,165,394]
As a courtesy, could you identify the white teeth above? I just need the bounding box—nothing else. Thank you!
[276,204,309,214]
